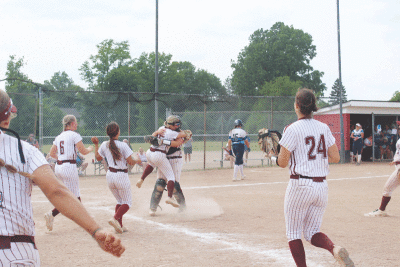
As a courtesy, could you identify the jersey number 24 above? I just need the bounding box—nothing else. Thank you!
[305,135,326,160]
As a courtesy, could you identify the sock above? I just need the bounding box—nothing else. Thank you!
[114,204,129,227]
[52,208,60,217]
[115,204,121,213]
[311,232,335,255]
[233,165,239,178]
[357,155,361,163]
[167,180,175,198]
[141,165,154,181]
[240,165,244,176]
[288,239,307,267]
[379,196,391,211]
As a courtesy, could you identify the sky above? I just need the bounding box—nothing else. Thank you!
[0,0,399,101]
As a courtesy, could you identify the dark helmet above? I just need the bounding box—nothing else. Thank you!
[234,119,243,127]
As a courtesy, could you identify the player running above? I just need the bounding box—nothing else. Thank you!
[227,119,250,181]
[92,122,141,233]
[45,115,93,231]
[365,120,400,217]
[275,88,354,267]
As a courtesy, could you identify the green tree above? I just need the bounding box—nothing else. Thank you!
[259,76,302,96]
[329,79,347,105]
[231,22,326,96]
[390,91,400,102]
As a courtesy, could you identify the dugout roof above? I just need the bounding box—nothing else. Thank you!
[315,100,400,115]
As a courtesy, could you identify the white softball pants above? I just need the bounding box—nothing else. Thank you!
[158,150,183,183]
[284,178,328,242]
[146,150,175,182]
[106,171,132,207]
[383,164,400,197]
[0,242,40,266]
[54,162,80,198]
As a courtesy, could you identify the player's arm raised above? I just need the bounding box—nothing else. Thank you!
[91,137,103,161]
[76,140,93,155]
[32,164,125,257]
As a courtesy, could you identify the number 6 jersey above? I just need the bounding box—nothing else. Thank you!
[279,118,336,177]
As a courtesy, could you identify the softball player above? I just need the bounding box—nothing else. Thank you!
[45,115,94,231]
[0,90,125,265]
[365,120,400,217]
[350,123,364,165]
[136,116,187,214]
[227,119,250,181]
[92,122,140,233]
[276,88,354,267]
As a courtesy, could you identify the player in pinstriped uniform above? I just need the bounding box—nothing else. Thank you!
[276,88,354,267]
[365,120,400,217]
[45,115,94,231]
[227,119,250,181]
[136,116,187,215]
[92,122,141,233]
[0,90,125,265]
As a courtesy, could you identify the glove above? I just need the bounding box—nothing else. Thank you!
[228,150,233,156]
[183,130,192,141]
[144,135,162,146]
[91,136,99,145]
[247,147,251,153]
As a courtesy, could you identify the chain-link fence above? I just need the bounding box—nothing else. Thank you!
[28,89,301,172]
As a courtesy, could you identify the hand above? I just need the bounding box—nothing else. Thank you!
[93,229,125,257]
[133,155,142,165]
[157,128,166,137]
[228,149,233,156]
[389,161,395,166]
[91,136,99,145]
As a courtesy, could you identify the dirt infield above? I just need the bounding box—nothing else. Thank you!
[33,162,400,266]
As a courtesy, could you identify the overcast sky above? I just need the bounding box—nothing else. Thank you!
[1,0,399,101]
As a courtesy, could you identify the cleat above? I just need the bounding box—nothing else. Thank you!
[232,177,237,182]
[136,179,144,188]
[165,197,180,208]
[44,211,54,231]
[364,209,388,217]
[241,175,246,179]
[149,209,156,216]
[333,246,355,267]
[108,218,123,234]
[122,226,128,232]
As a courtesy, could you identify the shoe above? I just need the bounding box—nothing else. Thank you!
[333,246,355,267]
[44,211,54,231]
[122,226,128,232]
[364,208,388,217]
[166,197,180,208]
[241,175,246,179]
[149,209,156,216]
[108,218,123,234]
[232,177,237,181]
[136,179,143,188]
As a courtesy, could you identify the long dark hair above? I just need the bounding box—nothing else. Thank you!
[106,122,121,163]
[295,88,318,117]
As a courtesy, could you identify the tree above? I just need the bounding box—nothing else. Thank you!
[390,91,400,102]
[230,22,326,96]
[259,76,302,96]
[329,79,347,105]
[79,39,131,90]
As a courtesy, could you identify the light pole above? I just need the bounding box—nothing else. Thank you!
[337,0,345,163]
[155,0,159,130]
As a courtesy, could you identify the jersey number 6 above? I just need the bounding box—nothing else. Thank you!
[305,135,326,160]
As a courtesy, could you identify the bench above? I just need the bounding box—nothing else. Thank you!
[213,158,270,168]
[92,160,106,175]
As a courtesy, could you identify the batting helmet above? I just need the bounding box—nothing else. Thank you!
[234,119,243,127]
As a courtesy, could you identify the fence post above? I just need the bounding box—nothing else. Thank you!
[38,87,43,149]
[203,98,207,170]
[220,114,224,168]
[128,93,130,144]
[270,98,274,129]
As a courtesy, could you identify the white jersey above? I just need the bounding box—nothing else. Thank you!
[393,139,400,162]
[352,129,364,139]
[0,132,48,236]
[152,127,180,152]
[53,130,82,160]
[98,140,133,169]
[279,118,336,177]
[229,128,247,145]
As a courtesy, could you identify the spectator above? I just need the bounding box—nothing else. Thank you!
[77,152,89,175]
[123,139,134,173]
[184,136,193,163]
[223,143,235,168]
[390,123,397,152]
[380,136,392,160]
[26,133,39,149]
[362,135,373,162]
[244,134,251,166]
[136,147,148,171]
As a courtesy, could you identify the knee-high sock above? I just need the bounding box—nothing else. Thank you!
[141,165,154,181]
[115,204,121,213]
[233,165,239,178]
[379,196,391,211]
[357,155,361,163]
[167,180,175,198]
[311,232,335,255]
[288,239,307,267]
[114,204,129,227]
[240,165,244,176]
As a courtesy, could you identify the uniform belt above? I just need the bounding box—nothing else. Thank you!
[150,147,166,154]
[0,235,36,250]
[56,160,77,165]
[167,156,182,159]
[108,167,128,173]
[290,175,326,183]
[395,161,400,165]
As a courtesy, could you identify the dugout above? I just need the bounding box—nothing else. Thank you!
[314,100,400,163]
